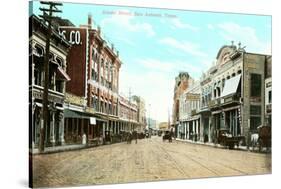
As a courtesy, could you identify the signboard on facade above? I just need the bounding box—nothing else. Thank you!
[90,117,96,125]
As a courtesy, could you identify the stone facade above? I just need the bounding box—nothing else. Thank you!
[29,15,71,149]
[176,43,271,146]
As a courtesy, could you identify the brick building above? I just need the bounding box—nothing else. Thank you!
[172,72,194,138]
[118,95,139,132]
[58,14,122,143]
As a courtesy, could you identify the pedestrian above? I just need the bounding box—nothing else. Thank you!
[82,133,87,145]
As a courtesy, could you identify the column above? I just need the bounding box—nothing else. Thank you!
[102,122,105,138]
[192,120,195,140]
[76,118,79,142]
[65,118,68,143]
[208,117,211,143]
[32,63,35,85]
[58,112,65,145]
[50,111,56,145]
[184,123,187,139]
[234,110,237,136]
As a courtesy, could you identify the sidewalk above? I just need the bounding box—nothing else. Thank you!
[31,144,90,155]
[175,138,248,151]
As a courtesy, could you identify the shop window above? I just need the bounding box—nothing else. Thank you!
[269,91,272,104]
[250,73,261,97]
[250,105,261,131]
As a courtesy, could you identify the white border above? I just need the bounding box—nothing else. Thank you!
[1,0,279,189]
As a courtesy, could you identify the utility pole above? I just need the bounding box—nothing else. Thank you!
[39,1,62,153]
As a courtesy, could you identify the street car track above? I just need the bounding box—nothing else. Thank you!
[154,140,220,176]
[153,140,191,178]
[154,139,249,176]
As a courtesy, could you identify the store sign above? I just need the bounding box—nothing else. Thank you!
[59,30,82,45]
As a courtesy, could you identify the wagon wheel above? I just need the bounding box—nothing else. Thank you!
[228,142,234,149]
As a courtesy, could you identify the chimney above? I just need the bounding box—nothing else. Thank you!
[88,13,92,29]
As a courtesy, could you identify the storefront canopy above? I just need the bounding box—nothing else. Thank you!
[64,109,90,119]
[220,74,241,98]
[64,109,108,123]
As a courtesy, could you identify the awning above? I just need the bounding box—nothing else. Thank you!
[64,109,107,122]
[56,66,71,81]
[64,109,90,119]
[220,74,241,98]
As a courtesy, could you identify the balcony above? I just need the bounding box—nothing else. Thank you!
[191,109,197,116]
[221,95,240,106]
[31,85,64,104]
[208,98,221,109]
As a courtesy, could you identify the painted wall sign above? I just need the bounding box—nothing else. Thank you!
[59,29,82,45]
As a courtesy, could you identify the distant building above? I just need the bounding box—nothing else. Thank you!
[172,72,194,138]
[178,81,201,141]
[118,95,139,131]
[132,95,147,132]
[158,122,168,130]
[147,118,157,129]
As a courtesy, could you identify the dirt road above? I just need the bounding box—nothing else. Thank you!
[32,136,271,187]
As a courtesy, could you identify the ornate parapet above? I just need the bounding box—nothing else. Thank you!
[65,93,85,106]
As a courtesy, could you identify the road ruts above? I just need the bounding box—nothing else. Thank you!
[32,136,271,188]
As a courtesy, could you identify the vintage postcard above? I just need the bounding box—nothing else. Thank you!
[29,1,272,188]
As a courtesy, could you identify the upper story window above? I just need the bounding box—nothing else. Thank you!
[250,73,262,97]
[56,57,64,67]
[34,44,44,57]
[268,90,272,104]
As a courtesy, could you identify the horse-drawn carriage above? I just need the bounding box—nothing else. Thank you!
[251,125,271,152]
[217,129,245,149]
[162,130,172,142]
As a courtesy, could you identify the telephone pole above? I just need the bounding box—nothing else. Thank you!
[39,1,62,152]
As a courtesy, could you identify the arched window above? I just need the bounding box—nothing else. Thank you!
[217,87,221,97]
[222,78,225,89]
[56,56,64,67]
[35,44,44,57]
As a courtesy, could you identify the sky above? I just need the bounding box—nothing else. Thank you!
[30,1,271,122]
